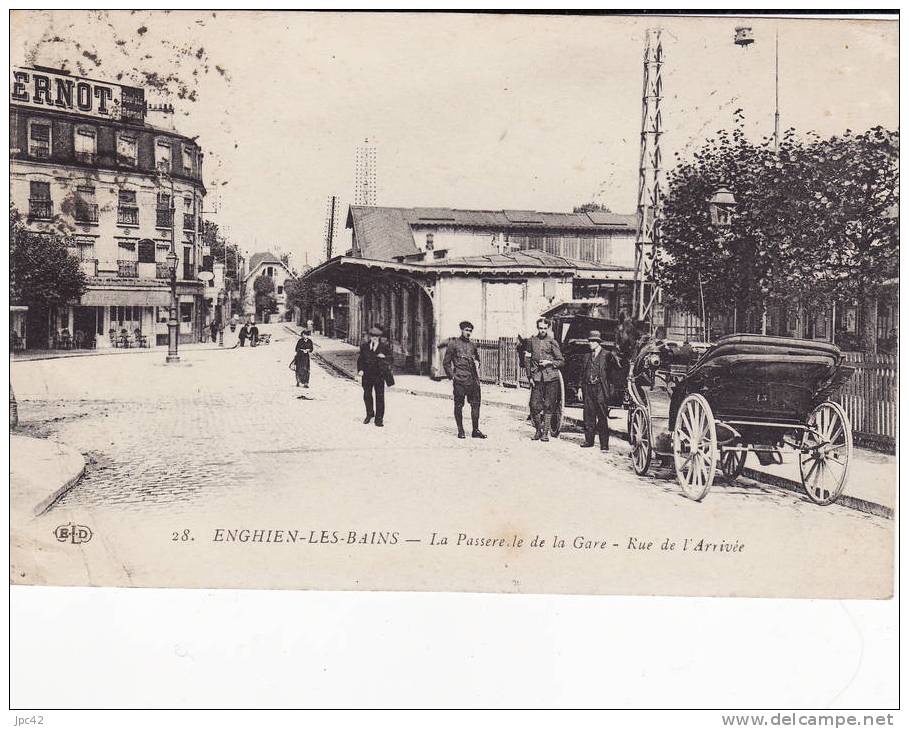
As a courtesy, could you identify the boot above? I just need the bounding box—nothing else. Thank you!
[600,426,610,451]
[471,411,485,438]
[531,412,542,440]
[455,411,466,439]
[540,413,550,442]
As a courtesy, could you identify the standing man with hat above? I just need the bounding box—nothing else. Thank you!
[443,321,487,440]
[357,325,393,426]
[578,330,614,451]
[527,317,564,442]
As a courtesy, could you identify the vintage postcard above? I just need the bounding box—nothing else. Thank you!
[8,11,897,598]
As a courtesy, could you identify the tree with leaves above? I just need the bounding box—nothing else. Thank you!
[253,274,276,319]
[573,202,612,214]
[284,277,335,323]
[656,113,898,348]
[10,205,86,346]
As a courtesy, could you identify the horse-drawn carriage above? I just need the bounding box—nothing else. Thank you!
[627,334,855,504]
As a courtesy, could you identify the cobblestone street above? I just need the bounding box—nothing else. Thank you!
[11,324,893,596]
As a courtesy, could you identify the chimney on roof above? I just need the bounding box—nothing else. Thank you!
[146,102,176,131]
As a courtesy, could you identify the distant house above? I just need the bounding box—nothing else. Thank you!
[243,252,295,322]
[302,205,638,376]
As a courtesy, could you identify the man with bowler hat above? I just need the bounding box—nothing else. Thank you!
[578,330,615,451]
[357,325,393,426]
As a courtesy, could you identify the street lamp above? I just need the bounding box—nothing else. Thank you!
[165,248,180,363]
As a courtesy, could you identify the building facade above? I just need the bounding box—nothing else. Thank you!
[10,66,207,349]
[305,206,638,377]
[242,252,295,322]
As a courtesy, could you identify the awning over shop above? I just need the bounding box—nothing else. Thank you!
[80,288,172,307]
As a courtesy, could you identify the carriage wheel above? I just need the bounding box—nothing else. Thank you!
[799,401,852,505]
[720,448,747,481]
[629,406,652,476]
[672,394,718,501]
[550,372,565,437]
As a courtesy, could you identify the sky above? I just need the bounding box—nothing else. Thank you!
[10,11,899,270]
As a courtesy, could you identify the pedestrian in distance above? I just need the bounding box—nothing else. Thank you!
[357,325,393,427]
[578,330,614,451]
[210,320,219,344]
[293,329,314,388]
[527,317,564,442]
[442,320,487,440]
[249,321,260,347]
[238,322,249,347]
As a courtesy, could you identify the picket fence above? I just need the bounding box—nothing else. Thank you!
[442,339,898,452]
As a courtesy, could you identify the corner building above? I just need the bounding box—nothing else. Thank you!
[9,66,207,348]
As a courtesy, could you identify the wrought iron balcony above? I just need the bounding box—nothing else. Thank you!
[117,260,139,278]
[117,206,140,225]
[29,143,50,159]
[156,208,173,228]
[74,151,96,165]
[156,262,172,279]
[74,203,99,223]
[28,198,52,220]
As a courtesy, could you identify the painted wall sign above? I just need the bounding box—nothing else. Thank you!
[10,67,146,122]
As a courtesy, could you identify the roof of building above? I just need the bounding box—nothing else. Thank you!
[247,252,285,271]
[424,249,632,272]
[345,205,638,260]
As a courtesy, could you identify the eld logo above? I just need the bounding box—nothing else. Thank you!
[54,523,93,544]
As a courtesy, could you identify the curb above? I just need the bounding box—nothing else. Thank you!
[12,344,233,362]
[10,435,87,517]
[310,345,893,520]
[34,458,86,517]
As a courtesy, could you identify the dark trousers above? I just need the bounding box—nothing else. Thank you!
[296,356,311,385]
[530,379,560,434]
[239,336,246,347]
[582,385,610,449]
[453,380,481,433]
[363,377,385,420]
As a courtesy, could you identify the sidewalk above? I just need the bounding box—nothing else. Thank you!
[301,329,895,519]
[11,434,86,518]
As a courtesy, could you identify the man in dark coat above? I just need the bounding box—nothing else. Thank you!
[249,321,260,347]
[527,317,565,442]
[356,325,393,426]
[578,330,617,451]
[442,320,487,440]
[238,322,249,347]
[294,329,314,387]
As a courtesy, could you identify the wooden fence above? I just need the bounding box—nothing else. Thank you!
[834,352,898,451]
[442,340,898,451]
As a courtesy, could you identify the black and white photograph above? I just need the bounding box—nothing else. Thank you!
[8,11,897,606]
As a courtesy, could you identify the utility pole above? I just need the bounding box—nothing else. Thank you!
[323,194,339,261]
[631,28,664,327]
[355,137,377,206]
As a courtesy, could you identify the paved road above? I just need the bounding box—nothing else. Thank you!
[11,324,893,596]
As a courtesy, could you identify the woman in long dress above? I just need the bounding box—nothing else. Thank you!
[294,329,314,387]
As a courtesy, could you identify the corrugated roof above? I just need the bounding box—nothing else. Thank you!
[424,249,632,271]
[347,206,421,260]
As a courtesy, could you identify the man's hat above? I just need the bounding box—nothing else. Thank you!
[459,320,474,330]
[588,330,603,342]
[368,325,383,336]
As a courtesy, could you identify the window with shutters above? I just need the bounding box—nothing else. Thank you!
[155,139,171,172]
[182,145,193,174]
[117,133,137,166]
[28,180,52,219]
[28,120,51,158]
[74,126,96,164]
[117,189,139,225]
[74,186,98,223]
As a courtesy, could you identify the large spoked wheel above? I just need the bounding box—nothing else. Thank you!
[550,372,564,437]
[799,401,852,505]
[629,406,652,476]
[672,394,718,501]
[720,447,747,481]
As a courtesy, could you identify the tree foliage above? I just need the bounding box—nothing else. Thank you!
[284,277,335,313]
[573,202,612,214]
[656,115,899,323]
[9,205,86,307]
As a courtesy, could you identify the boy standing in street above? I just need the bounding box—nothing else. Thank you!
[443,321,487,440]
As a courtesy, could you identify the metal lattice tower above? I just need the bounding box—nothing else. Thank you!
[631,28,664,325]
[354,137,377,206]
[322,195,340,261]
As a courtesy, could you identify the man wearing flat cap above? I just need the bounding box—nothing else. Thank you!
[579,330,614,451]
[527,317,564,442]
[443,320,487,439]
[357,324,393,426]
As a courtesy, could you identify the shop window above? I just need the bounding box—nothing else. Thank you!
[117,133,137,167]
[74,126,96,163]
[28,120,51,158]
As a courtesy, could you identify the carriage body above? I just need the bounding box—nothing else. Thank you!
[628,334,854,505]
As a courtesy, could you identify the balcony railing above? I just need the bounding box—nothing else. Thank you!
[74,151,96,165]
[156,262,172,279]
[117,206,140,225]
[29,143,50,159]
[28,199,52,220]
[118,260,139,278]
[156,208,173,228]
[117,155,137,168]
[74,203,99,223]
[183,213,195,231]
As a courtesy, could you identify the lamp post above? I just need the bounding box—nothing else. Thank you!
[708,186,737,334]
[157,170,181,363]
[216,290,225,347]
